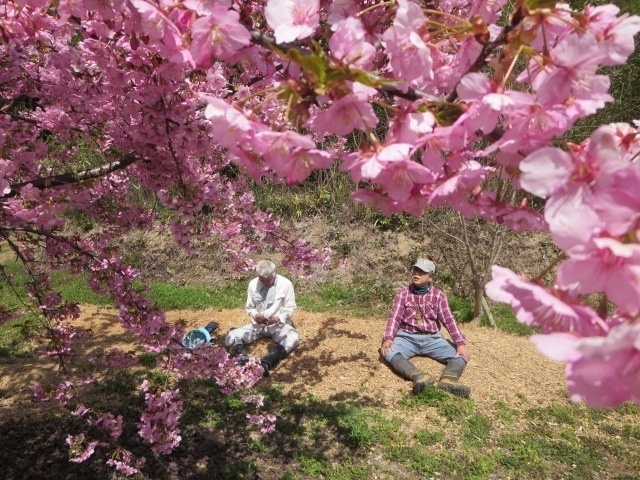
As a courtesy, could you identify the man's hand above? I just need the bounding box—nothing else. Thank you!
[264,316,279,326]
[456,344,471,362]
[381,339,394,357]
[255,313,266,324]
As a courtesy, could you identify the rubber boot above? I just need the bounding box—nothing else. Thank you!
[231,344,249,365]
[204,321,219,335]
[261,344,287,377]
[437,357,471,398]
[389,353,435,394]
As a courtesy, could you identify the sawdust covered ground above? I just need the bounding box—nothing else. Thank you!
[0,305,568,417]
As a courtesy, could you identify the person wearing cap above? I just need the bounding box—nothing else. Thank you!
[225,260,298,376]
[381,258,472,397]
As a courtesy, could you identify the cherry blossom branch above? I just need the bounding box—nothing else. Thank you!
[0,231,73,371]
[3,153,138,199]
[445,21,513,103]
[249,28,444,102]
[533,252,568,283]
[165,119,186,193]
[249,30,307,56]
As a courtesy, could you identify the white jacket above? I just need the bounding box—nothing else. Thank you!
[245,274,296,327]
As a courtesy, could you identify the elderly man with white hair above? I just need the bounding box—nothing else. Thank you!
[225,260,298,376]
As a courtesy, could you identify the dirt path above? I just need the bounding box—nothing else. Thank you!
[0,306,569,418]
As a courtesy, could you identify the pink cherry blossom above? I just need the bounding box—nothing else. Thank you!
[341,143,405,184]
[254,130,315,163]
[96,412,124,441]
[485,265,610,336]
[520,124,631,253]
[83,0,125,21]
[519,147,573,198]
[129,0,189,62]
[532,322,640,407]
[202,95,262,149]
[264,0,320,43]
[190,6,251,66]
[542,184,602,254]
[590,7,640,65]
[592,165,640,236]
[329,17,376,68]
[106,448,146,477]
[428,160,489,207]
[138,380,183,454]
[67,434,99,463]
[557,237,640,315]
[381,0,433,91]
[350,189,407,216]
[247,413,277,434]
[387,102,435,143]
[310,93,378,135]
[273,147,333,184]
[376,158,436,203]
[536,34,606,105]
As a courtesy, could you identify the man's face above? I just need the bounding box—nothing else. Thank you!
[411,267,433,288]
[258,274,276,287]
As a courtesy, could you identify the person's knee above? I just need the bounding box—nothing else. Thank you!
[388,352,405,365]
[225,327,252,347]
[386,350,407,365]
[286,332,300,351]
[224,332,239,347]
[449,356,467,367]
[444,356,467,376]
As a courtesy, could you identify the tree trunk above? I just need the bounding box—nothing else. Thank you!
[457,212,506,326]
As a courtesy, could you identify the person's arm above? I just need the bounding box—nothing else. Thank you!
[381,289,405,356]
[264,277,296,325]
[437,291,471,360]
[245,280,264,324]
[276,279,296,322]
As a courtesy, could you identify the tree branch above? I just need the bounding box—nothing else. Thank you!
[3,153,138,199]
[249,30,309,57]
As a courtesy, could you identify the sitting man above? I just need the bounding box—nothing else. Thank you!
[381,258,472,397]
[225,260,299,376]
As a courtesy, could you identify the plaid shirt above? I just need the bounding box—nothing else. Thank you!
[383,284,467,346]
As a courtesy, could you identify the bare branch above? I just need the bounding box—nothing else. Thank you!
[3,153,138,199]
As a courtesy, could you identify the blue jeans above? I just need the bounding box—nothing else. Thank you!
[384,330,461,365]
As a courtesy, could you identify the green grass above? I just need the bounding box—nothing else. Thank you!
[0,260,111,308]
[463,413,492,446]
[147,282,246,310]
[485,302,539,336]
[296,277,395,318]
[448,294,475,323]
[0,313,40,358]
[336,408,402,448]
[415,428,445,446]
[1,262,246,311]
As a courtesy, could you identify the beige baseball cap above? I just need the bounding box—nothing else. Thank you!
[411,258,436,274]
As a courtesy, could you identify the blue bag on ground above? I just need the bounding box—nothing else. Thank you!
[181,321,219,349]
